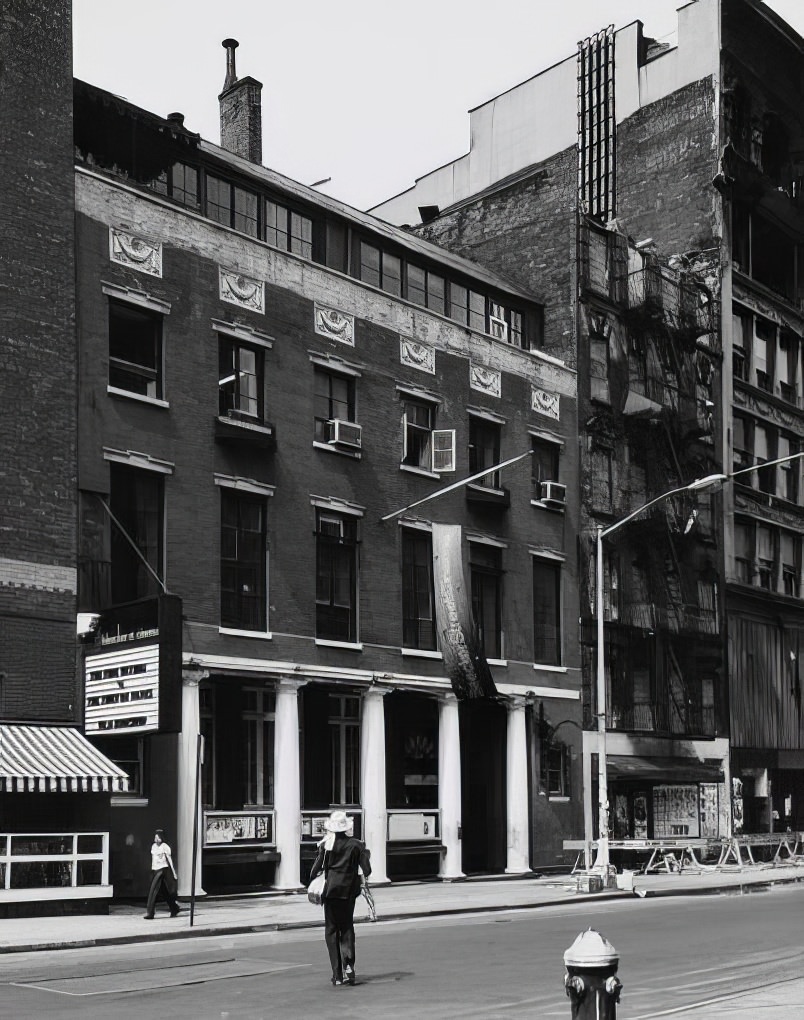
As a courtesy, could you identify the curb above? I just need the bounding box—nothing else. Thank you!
[2,871,801,955]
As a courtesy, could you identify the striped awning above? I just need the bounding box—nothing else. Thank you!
[0,724,129,793]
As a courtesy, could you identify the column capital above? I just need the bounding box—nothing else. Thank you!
[436,690,459,706]
[504,693,530,711]
[364,683,393,699]
[276,675,309,694]
[182,667,209,686]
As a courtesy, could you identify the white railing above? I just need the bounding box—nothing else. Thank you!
[0,832,110,901]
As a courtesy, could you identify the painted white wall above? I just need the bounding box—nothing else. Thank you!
[373,0,721,226]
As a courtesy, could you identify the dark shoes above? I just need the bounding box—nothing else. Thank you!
[331,975,343,986]
[344,965,356,985]
[143,914,154,920]
[170,907,181,917]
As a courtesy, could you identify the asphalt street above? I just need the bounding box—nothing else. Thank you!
[2,885,803,1019]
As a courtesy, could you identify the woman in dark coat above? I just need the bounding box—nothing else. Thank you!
[309,810,372,986]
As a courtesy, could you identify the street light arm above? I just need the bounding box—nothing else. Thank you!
[730,450,804,480]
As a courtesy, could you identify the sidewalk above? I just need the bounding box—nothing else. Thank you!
[1,861,802,955]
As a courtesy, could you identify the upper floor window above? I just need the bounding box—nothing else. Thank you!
[359,241,401,296]
[109,462,164,605]
[315,512,358,643]
[265,200,313,259]
[449,284,486,332]
[533,557,562,666]
[93,736,145,798]
[219,337,263,422]
[542,740,571,799]
[314,367,356,444]
[734,517,802,597]
[406,265,446,314]
[468,417,501,489]
[206,175,259,237]
[470,543,503,660]
[109,299,163,400]
[151,162,200,210]
[221,489,268,632]
[401,528,436,651]
[401,396,454,473]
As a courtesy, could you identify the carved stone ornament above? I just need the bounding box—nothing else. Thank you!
[469,362,501,397]
[314,304,355,346]
[219,268,265,313]
[399,336,435,374]
[109,228,162,277]
[531,387,560,420]
[733,385,798,429]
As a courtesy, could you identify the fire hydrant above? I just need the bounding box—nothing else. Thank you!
[564,927,622,1019]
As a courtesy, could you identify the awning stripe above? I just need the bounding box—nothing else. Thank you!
[0,725,129,794]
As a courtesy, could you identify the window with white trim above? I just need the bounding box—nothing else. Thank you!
[241,687,275,806]
[329,694,360,805]
[221,489,268,631]
[314,367,356,444]
[315,512,359,643]
[219,336,264,422]
[109,298,163,399]
[533,557,562,666]
[401,396,454,472]
[542,740,571,798]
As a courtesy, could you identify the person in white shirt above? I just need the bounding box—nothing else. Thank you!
[144,829,180,919]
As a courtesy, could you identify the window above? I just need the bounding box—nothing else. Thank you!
[778,435,798,501]
[603,551,619,622]
[206,175,259,237]
[219,337,263,421]
[469,418,501,488]
[471,544,503,659]
[151,162,199,209]
[754,424,775,494]
[754,318,773,392]
[732,415,751,473]
[589,325,611,403]
[359,241,401,295]
[532,437,560,489]
[265,200,313,259]
[316,512,358,643]
[778,331,799,403]
[533,558,561,666]
[93,736,145,797]
[781,533,800,597]
[757,525,775,590]
[329,694,360,805]
[109,299,163,399]
[109,463,164,605]
[402,529,436,650]
[734,521,753,584]
[542,741,571,798]
[402,397,434,470]
[406,265,445,314]
[314,367,356,442]
[732,308,750,381]
[449,284,485,331]
[221,489,267,631]
[242,687,275,806]
[200,686,215,808]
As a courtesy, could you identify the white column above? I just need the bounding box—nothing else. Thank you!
[177,668,206,898]
[505,695,531,874]
[438,692,465,880]
[273,677,306,890]
[360,685,390,884]
[582,734,594,871]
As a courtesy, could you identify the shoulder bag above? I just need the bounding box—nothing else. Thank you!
[307,851,328,905]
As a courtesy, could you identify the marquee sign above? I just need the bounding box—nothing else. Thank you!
[84,595,182,736]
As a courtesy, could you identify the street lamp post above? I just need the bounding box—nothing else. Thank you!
[593,449,804,875]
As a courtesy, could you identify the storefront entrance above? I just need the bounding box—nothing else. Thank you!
[460,700,506,873]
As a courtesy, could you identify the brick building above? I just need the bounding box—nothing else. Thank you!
[0,0,128,914]
[71,40,581,894]
[373,0,804,852]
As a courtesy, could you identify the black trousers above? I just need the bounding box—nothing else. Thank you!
[145,867,179,916]
[323,897,357,979]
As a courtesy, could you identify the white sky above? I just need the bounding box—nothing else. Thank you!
[73,1,804,212]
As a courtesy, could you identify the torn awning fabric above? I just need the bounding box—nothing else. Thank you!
[432,523,497,699]
[0,724,129,793]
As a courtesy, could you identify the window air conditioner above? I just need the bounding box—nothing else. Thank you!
[539,480,566,507]
[327,419,362,448]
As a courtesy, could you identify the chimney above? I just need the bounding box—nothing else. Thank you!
[219,39,263,165]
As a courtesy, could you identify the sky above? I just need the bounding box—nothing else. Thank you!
[73,1,804,212]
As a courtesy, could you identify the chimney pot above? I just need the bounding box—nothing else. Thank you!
[167,112,185,127]
[222,38,239,92]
